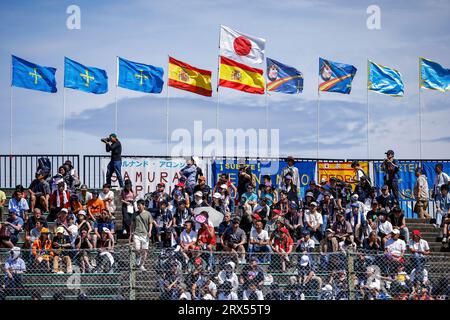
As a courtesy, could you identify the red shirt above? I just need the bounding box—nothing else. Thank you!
[274,234,293,251]
[197,226,216,246]
[50,190,71,208]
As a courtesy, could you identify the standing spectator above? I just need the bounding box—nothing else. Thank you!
[281,156,300,189]
[77,184,92,209]
[413,167,431,219]
[304,202,323,241]
[28,170,51,213]
[121,179,135,236]
[433,163,449,201]
[380,150,400,201]
[221,217,247,264]
[248,219,271,261]
[180,158,197,196]
[0,188,6,221]
[8,190,29,220]
[409,230,430,273]
[388,207,409,243]
[103,133,124,188]
[436,184,450,229]
[99,183,116,215]
[52,227,73,274]
[129,199,153,271]
[49,181,70,222]
[4,247,26,289]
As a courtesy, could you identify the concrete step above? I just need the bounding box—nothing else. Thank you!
[406,218,431,224]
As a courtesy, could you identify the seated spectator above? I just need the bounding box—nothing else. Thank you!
[31,228,52,272]
[265,210,281,234]
[271,227,294,272]
[389,207,409,243]
[194,211,214,232]
[319,191,337,230]
[217,281,238,300]
[409,230,430,271]
[283,201,303,239]
[240,184,258,215]
[172,200,192,236]
[24,208,48,248]
[221,217,247,264]
[191,191,209,210]
[160,260,183,300]
[86,191,106,221]
[28,219,44,244]
[297,254,322,295]
[69,194,83,215]
[319,230,340,271]
[332,211,353,244]
[76,210,92,235]
[376,185,396,213]
[280,175,298,205]
[93,209,115,248]
[193,214,216,269]
[64,214,79,248]
[384,229,406,276]
[193,176,211,204]
[4,247,26,289]
[252,197,270,225]
[217,261,239,293]
[211,192,228,215]
[75,229,94,273]
[273,190,289,216]
[240,256,265,300]
[52,226,73,273]
[8,189,29,220]
[304,202,323,241]
[50,166,67,193]
[218,183,233,213]
[194,274,217,300]
[28,170,51,212]
[376,210,393,247]
[77,184,92,209]
[366,200,379,233]
[362,231,382,252]
[346,203,366,245]
[54,208,71,231]
[152,200,173,247]
[179,221,197,263]
[217,212,232,238]
[99,183,116,215]
[265,283,286,300]
[178,283,192,300]
[96,228,115,273]
[357,266,381,300]
[4,210,24,246]
[248,218,271,262]
[49,181,71,222]
[296,230,315,253]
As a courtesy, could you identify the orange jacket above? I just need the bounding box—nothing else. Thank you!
[32,239,53,257]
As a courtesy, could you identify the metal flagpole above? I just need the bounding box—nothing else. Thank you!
[418,58,423,160]
[265,90,269,132]
[316,70,320,160]
[62,88,66,154]
[166,56,170,157]
[366,59,370,159]
[115,56,118,134]
[216,26,222,157]
[10,56,13,155]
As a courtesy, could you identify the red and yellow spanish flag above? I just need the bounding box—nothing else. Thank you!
[168,57,212,97]
[219,56,265,94]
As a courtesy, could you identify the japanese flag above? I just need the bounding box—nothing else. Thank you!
[219,25,266,65]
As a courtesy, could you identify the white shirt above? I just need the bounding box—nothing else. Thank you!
[377,220,393,235]
[434,172,450,190]
[67,224,79,247]
[218,292,238,300]
[385,238,406,256]
[409,239,430,254]
[180,230,197,245]
[305,211,323,228]
[249,228,269,242]
[368,277,381,290]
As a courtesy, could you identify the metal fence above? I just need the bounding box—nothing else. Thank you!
[1,246,449,300]
[0,155,80,189]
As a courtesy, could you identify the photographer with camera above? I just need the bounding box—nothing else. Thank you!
[102,133,124,189]
[380,150,400,202]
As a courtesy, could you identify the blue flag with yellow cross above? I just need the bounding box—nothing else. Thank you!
[11,55,57,93]
[64,57,108,94]
[117,57,164,93]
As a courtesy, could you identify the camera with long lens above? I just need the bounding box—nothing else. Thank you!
[101,137,111,143]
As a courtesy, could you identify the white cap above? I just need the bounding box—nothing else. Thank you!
[102,227,111,233]
[310,201,318,207]
[322,284,333,291]
[300,255,310,267]
[213,192,222,199]
[392,229,400,235]
[77,210,87,216]
[194,191,203,197]
[351,194,359,200]
[220,184,227,189]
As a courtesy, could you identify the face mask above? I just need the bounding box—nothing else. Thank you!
[195,199,202,205]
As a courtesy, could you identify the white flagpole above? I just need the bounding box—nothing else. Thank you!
[216,26,221,157]
[316,68,320,160]
[166,55,170,157]
[10,56,13,155]
[62,88,66,154]
[115,56,118,134]
[265,90,269,132]
[418,58,423,160]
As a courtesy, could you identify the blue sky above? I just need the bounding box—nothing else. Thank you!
[0,0,449,159]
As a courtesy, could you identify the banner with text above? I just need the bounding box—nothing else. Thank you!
[212,160,316,199]
[373,161,420,200]
[318,161,369,190]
